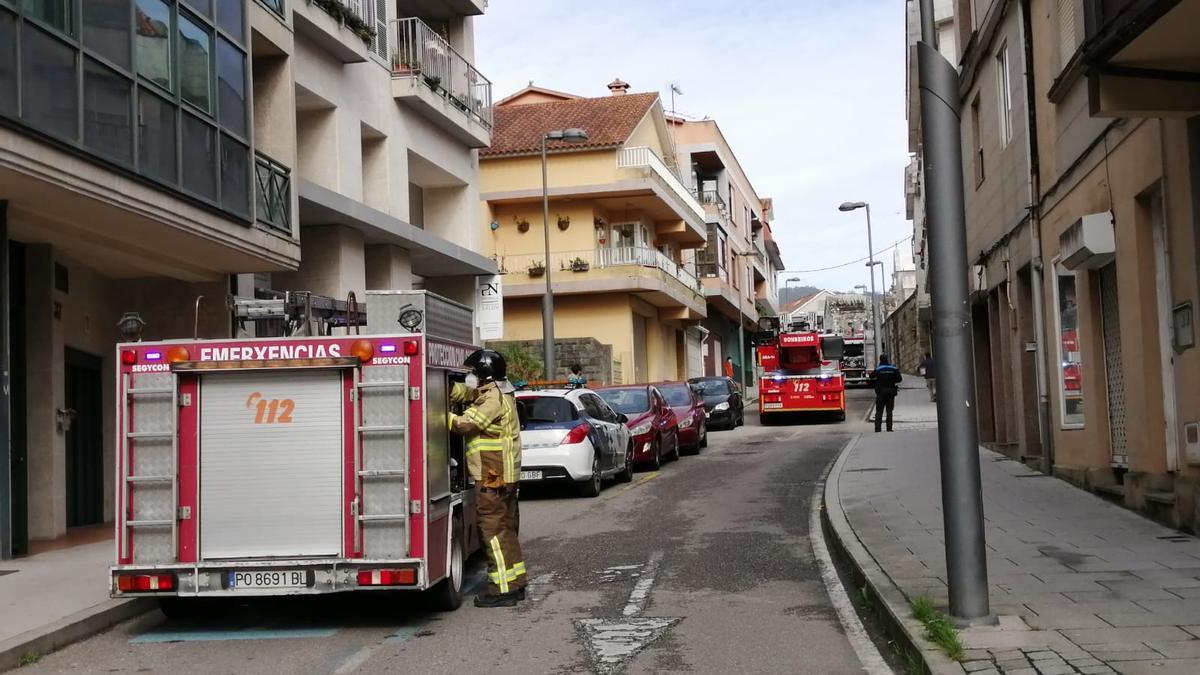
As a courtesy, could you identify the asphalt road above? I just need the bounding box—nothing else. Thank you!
[23,391,882,675]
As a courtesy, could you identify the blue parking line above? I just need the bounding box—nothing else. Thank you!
[131,626,337,644]
[462,570,487,597]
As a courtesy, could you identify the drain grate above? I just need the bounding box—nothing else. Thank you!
[1157,534,1195,543]
[846,467,890,473]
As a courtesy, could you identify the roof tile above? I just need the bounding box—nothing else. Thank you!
[482,92,659,158]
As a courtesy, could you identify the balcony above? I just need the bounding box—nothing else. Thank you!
[397,0,487,18]
[691,188,728,225]
[293,0,374,64]
[495,248,705,318]
[389,18,493,148]
[256,0,286,21]
[255,152,292,235]
[616,147,707,238]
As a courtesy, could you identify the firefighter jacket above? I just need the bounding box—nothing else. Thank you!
[448,381,521,488]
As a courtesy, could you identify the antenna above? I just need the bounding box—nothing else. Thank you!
[667,82,683,116]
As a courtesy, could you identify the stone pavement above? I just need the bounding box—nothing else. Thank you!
[829,387,1200,675]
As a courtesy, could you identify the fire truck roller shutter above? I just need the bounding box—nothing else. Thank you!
[200,370,344,559]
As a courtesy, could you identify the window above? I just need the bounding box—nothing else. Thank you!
[185,0,212,19]
[20,0,74,35]
[1057,0,1079,72]
[0,10,16,117]
[178,12,212,112]
[996,44,1012,147]
[215,0,242,41]
[138,89,177,182]
[220,133,249,216]
[22,24,79,140]
[83,0,132,70]
[970,95,984,186]
[1054,264,1084,427]
[135,0,172,91]
[181,113,217,199]
[83,58,134,164]
[216,36,246,136]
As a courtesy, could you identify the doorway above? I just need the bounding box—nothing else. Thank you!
[65,349,104,527]
[9,242,26,554]
[1098,263,1128,467]
[632,315,648,384]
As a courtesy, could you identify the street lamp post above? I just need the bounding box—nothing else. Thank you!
[867,259,885,354]
[540,128,589,379]
[839,202,881,366]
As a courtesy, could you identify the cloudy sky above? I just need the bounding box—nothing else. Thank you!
[476,0,914,294]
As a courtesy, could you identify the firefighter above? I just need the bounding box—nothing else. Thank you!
[448,349,526,608]
[872,354,903,433]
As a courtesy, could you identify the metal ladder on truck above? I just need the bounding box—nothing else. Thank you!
[353,366,412,559]
[119,372,179,563]
[230,290,368,337]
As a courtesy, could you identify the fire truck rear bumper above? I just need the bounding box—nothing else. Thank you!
[110,558,428,598]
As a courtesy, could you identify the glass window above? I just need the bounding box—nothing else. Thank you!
[83,0,131,70]
[135,0,172,91]
[660,385,692,407]
[596,388,650,415]
[184,0,211,19]
[83,58,134,164]
[220,133,249,216]
[0,10,16,118]
[138,88,177,182]
[215,0,242,42]
[216,36,245,136]
[21,24,79,141]
[181,113,216,199]
[20,0,74,35]
[178,12,211,112]
[1055,267,1084,426]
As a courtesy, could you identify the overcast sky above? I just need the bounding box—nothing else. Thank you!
[476,0,913,294]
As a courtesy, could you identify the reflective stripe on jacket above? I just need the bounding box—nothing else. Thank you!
[449,381,521,486]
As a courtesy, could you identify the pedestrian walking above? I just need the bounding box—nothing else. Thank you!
[567,363,587,389]
[724,356,735,379]
[449,349,526,607]
[872,354,902,433]
[919,352,936,402]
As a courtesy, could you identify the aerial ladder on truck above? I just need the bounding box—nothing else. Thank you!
[753,317,847,423]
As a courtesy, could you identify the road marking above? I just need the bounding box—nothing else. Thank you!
[622,551,661,617]
[331,646,375,674]
[606,471,659,500]
[810,462,892,675]
[575,551,681,673]
[131,626,337,643]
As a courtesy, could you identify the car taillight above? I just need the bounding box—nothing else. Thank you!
[115,573,175,592]
[357,568,417,586]
[562,422,590,445]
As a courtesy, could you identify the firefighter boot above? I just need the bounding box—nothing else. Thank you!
[474,592,519,608]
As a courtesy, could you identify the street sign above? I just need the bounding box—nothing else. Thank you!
[475,275,503,340]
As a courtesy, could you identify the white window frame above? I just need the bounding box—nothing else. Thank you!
[1051,259,1085,429]
[996,42,1013,147]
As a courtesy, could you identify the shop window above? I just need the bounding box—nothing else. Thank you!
[0,10,16,118]
[21,24,79,140]
[179,11,212,112]
[83,58,134,164]
[135,0,172,92]
[220,133,249,216]
[216,36,246,137]
[138,88,178,182]
[1054,265,1084,427]
[83,0,131,70]
[182,112,217,199]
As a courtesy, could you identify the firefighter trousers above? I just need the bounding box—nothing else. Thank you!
[477,486,526,595]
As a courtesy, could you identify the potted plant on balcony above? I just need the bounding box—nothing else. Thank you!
[451,94,470,113]
[423,74,442,91]
[569,257,590,273]
[392,54,421,76]
[528,261,546,277]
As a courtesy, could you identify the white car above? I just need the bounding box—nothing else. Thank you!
[516,389,634,497]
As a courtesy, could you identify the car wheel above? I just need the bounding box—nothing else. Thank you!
[429,515,465,611]
[667,431,680,461]
[737,411,745,427]
[577,453,602,497]
[617,442,634,483]
[647,438,662,471]
[698,424,708,449]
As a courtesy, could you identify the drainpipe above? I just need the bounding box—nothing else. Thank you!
[1020,0,1055,474]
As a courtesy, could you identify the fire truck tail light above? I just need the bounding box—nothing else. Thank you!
[120,350,137,365]
[404,342,419,356]
[115,573,175,592]
[357,568,416,586]
[351,340,374,363]
[165,346,191,363]
[562,422,590,445]
[379,344,397,353]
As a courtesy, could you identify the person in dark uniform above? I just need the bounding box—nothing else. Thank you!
[872,355,903,433]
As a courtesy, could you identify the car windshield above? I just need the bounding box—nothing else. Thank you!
[517,397,576,423]
[843,344,864,357]
[597,388,650,414]
[690,379,730,396]
[660,385,692,407]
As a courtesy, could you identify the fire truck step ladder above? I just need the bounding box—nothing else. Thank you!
[120,373,179,561]
[353,372,410,556]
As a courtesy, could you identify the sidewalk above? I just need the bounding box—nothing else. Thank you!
[0,539,150,671]
[827,388,1200,675]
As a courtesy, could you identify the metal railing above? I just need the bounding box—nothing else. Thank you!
[255,151,291,234]
[494,248,702,294]
[691,188,725,209]
[257,0,285,20]
[617,147,705,222]
[389,18,493,130]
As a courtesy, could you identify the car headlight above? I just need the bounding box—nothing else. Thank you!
[630,421,652,436]
[678,417,694,429]
[714,402,730,411]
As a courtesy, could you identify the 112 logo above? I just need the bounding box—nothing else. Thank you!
[245,392,294,424]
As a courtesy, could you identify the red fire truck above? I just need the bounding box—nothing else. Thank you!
[839,335,869,386]
[755,320,846,422]
[110,292,482,614]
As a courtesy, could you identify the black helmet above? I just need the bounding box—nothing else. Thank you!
[464,349,507,382]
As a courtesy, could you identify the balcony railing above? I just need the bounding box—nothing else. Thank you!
[255,152,291,234]
[389,17,493,130]
[617,147,705,223]
[691,188,726,209]
[495,248,702,295]
[257,0,286,20]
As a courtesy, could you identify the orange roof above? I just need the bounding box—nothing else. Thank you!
[481,92,659,158]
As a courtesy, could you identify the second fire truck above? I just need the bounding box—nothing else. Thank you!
[754,318,847,423]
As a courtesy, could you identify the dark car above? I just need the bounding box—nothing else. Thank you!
[687,376,744,430]
[596,385,680,470]
[653,381,707,454]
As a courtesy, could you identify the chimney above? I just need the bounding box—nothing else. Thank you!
[607,78,630,96]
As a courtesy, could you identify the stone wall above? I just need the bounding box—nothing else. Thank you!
[487,337,614,385]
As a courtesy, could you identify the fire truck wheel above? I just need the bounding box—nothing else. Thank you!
[616,442,634,483]
[577,453,603,497]
[836,410,846,422]
[430,515,465,611]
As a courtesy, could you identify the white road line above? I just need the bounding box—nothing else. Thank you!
[810,477,893,675]
[622,551,663,617]
[331,645,375,675]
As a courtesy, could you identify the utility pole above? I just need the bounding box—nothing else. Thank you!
[917,0,991,620]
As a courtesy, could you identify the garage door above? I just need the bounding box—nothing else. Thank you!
[200,369,344,559]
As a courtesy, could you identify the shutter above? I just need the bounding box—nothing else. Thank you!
[1058,0,1078,70]
[374,0,388,60]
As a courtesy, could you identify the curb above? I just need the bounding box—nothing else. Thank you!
[0,598,153,672]
[821,435,965,675]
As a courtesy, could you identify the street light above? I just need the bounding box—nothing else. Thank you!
[839,201,881,366]
[541,128,589,378]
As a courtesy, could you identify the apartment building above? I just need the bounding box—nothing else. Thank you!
[670,118,784,387]
[0,0,495,558]
[479,81,708,384]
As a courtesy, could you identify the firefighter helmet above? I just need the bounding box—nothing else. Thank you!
[464,349,507,382]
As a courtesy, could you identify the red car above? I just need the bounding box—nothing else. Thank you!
[596,385,680,470]
[653,381,707,454]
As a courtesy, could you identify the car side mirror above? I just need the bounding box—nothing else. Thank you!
[617,413,628,423]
